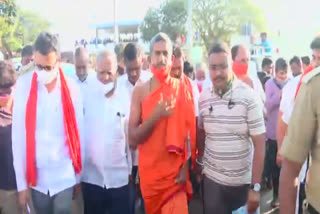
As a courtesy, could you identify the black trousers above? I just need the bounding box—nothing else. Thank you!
[203,176,249,214]
[263,139,280,198]
[82,182,130,214]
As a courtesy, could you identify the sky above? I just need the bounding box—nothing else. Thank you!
[16,0,162,50]
[16,0,320,56]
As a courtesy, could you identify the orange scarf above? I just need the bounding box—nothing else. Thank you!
[294,65,314,99]
[151,66,196,165]
[25,68,82,187]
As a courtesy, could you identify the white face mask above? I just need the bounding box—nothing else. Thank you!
[196,79,205,86]
[36,68,58,85]
[102,81,115,94]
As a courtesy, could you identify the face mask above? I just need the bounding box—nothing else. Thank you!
[36,68,58,85]
[232,61,248,78]
[196,79,205,86]
[274,78,288,89]
[151,65,169,83]
[0,87,14,108]
[102,81,115,95]
[0,95,11,107]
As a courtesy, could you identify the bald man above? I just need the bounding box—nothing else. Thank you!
[231,45,265,103]
[195,63,207,92]
[81,50,132,214]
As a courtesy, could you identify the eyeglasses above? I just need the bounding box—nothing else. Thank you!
[35,61,57,71]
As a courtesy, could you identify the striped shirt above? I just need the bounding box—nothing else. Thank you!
[199,79,265,186]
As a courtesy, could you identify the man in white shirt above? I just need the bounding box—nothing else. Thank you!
[81,50,131,214]
[117,43,151,214]
[195,62,207,93]
[12,32,84,214]
[73,47,95,113]
[73,47,91,84]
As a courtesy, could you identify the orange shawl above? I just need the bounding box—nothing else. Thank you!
[25,68,82,187]
[294,65,314,99]
[139,66,196,214]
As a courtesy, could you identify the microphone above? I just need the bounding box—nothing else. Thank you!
[228,100,235,109]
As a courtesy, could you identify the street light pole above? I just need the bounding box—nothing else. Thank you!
[186,0,193,51]
[113,0,119,44]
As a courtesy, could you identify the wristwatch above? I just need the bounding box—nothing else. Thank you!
[250,183,261,192]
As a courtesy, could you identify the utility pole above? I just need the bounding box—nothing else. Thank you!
[186,0,193,51]
[113,0,119,44]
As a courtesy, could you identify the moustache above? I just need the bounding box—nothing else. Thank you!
[214,76,226,81]
[156,63,166,68]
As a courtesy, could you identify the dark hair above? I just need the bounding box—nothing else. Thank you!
[275,58,288,73]
[231,45,240,61]
[114,43,125,62]
[150,32,172,54]
[301,56,310,66]
[21,45,33,57]
[123,43,142,63]
[289,56,301,66]
[74,47,88,58]
[310,37,320,50]
[34,32,60,55]
[261,32,267,37]
[0,61,16,88]
[173,46,184,59]
[261,57,273,69]
[183,61,193,75]
[208,43,229,57]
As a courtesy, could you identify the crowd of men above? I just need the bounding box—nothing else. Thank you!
[0,30,319,214]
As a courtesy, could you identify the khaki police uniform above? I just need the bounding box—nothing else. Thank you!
[281,67,320,212]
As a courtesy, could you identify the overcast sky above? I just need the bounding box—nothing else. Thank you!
[16,0,320,55]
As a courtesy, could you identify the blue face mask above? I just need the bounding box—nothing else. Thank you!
[274,78,288,89]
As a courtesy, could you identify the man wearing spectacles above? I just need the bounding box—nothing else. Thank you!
[12,32,84,214]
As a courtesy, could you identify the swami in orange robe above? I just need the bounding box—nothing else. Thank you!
[138,66,196,214]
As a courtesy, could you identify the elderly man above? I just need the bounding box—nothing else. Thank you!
[195,62,207,92]
[81,50,132,214]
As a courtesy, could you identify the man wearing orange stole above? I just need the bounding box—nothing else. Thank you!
[128,33,196,214]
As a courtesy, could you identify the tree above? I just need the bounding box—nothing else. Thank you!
[0,0,18,57]
[140,8,161,42]
[140,0,187,42]
[193,0,265,52]
[19,10,50,46]
[0,0,50,58]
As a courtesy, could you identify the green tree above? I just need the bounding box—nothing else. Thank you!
[19,10,50,46]
[193,0,265,52]
[0,0,18,57]
[140,0,187,42]
[140,8,161,42]
[0,0,50,58]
